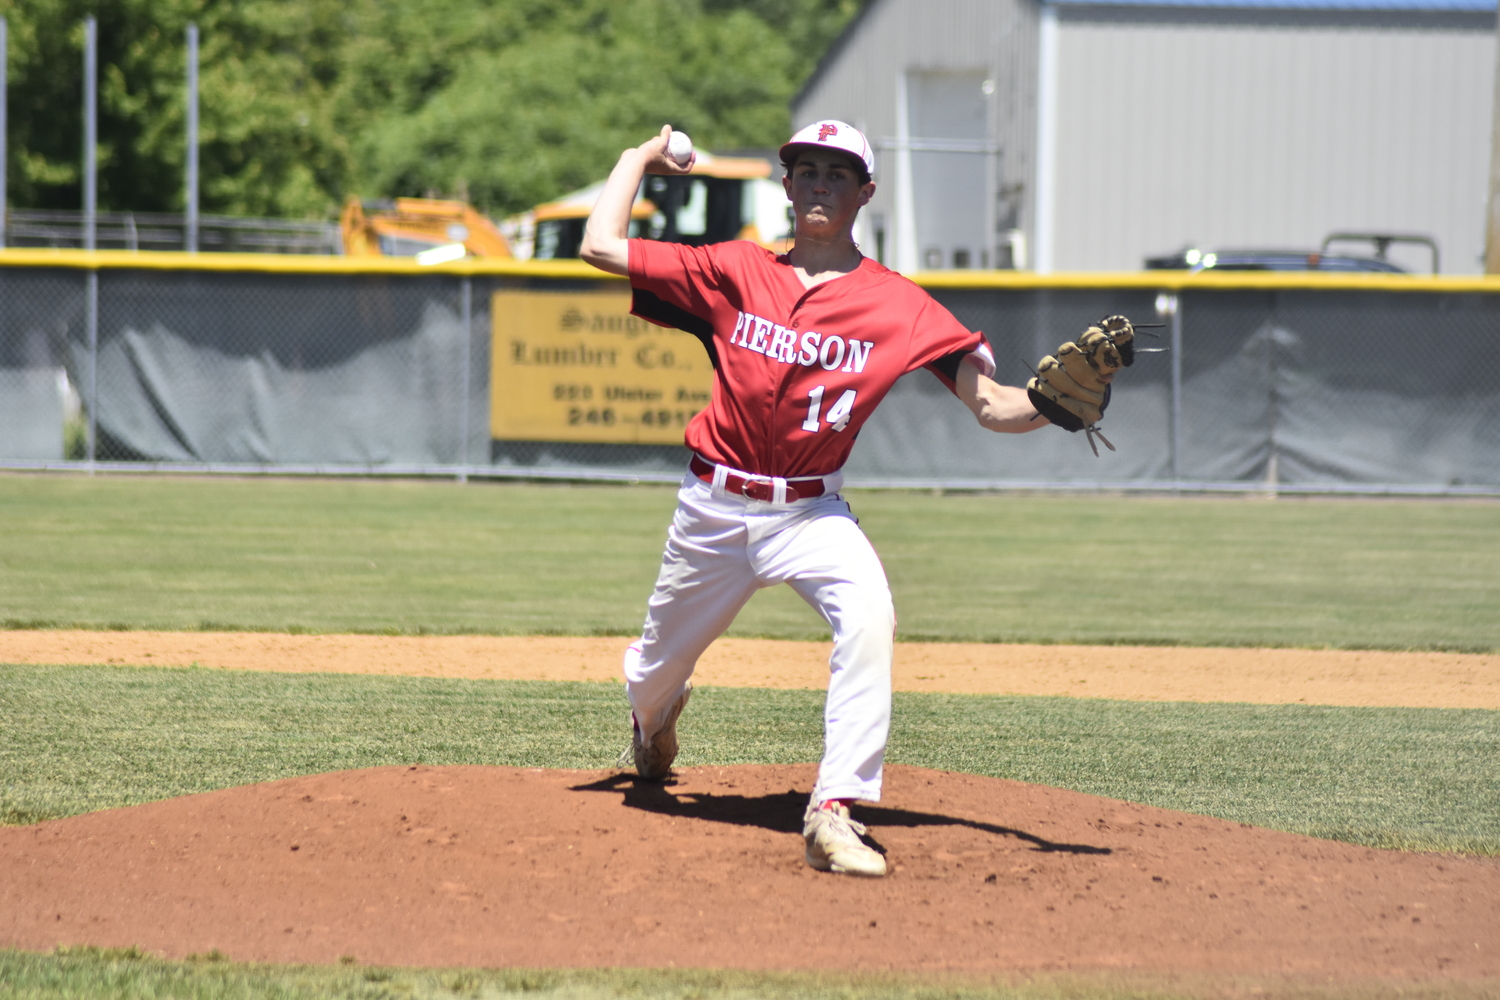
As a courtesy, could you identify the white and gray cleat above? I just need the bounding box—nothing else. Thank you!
[621,682,693,781]
[803,798,887,877]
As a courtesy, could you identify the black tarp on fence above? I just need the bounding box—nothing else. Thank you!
[2,256,1496,491]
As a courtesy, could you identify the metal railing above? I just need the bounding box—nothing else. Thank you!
[4,210,342,255]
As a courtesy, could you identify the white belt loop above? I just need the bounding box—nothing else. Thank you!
[710,463,730,494]
[771,477,788,504]
[821,470,844,496]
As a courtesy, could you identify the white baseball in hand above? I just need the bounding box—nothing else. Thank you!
[667,130,694,167]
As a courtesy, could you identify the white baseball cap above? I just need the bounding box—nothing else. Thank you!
[779,120,875,179]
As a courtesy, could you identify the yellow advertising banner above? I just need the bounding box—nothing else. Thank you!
[490,290,713,443]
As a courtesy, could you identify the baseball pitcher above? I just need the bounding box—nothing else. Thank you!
[580,121,1135,877]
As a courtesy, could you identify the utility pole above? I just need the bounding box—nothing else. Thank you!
[83,16,96,251]
[1486,19,1500,272]
[185,23,198,253]
[1,17,8,248]
[84,17,98,468]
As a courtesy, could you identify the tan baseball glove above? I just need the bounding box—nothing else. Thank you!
[1027,315,1138,456]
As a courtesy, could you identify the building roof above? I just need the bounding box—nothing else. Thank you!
[1049,0,1494,9]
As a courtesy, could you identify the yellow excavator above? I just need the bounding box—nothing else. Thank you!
[341,152,789,260]
[507,152,789,260]
[340,197,513,258]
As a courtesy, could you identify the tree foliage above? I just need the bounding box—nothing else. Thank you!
[0,0,864,218]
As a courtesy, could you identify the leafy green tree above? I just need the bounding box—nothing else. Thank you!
[335,0,865,216]
[342,3,786,214]
[1,0,350,216]
[1,0,864,219]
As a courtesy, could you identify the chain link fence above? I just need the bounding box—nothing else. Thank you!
[849,284,1500,491]
[5,209,342,254]
[1,257,1496,493]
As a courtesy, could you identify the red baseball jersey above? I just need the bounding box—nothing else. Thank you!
[629,239,995,479]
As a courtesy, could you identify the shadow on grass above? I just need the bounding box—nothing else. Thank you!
[569,772,1111,855]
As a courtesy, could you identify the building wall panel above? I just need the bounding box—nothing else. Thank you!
[793,0,1041,268]
[1050,8,1495,272]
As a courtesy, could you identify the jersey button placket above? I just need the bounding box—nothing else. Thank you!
[768,309,802,474]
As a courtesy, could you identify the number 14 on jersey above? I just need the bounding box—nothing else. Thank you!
[802,386,857,433]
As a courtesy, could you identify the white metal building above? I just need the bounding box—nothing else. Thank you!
[793,0,1498,273]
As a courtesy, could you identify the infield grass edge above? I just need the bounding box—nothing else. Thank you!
[2,947,1494,1000]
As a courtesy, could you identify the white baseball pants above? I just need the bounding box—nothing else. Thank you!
[624,472,895,804]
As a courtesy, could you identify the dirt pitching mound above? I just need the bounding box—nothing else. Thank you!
[2,764,1497,983]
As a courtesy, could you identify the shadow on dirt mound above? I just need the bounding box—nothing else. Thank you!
[570,772,1112,854]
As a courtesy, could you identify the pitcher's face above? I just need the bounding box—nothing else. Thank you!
[783,151,875,241]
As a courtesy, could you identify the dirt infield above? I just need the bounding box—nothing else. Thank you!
[3,763,1497,981]
[4,632,1500,985]
[4,630,1498,707]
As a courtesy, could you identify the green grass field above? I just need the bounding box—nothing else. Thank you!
[2,474,1497,650]
[3,664,1495,854]
[4,473,1498,999]
[5,946,1488,1000]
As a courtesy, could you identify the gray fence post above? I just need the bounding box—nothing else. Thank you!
[1170,294,1183,484]
[86,270,98,469]
[1265,298,1280,496]
[459,276,472,482]
[1155,290,1183,483]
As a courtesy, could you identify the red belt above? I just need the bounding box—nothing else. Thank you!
[690,455,828,503]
